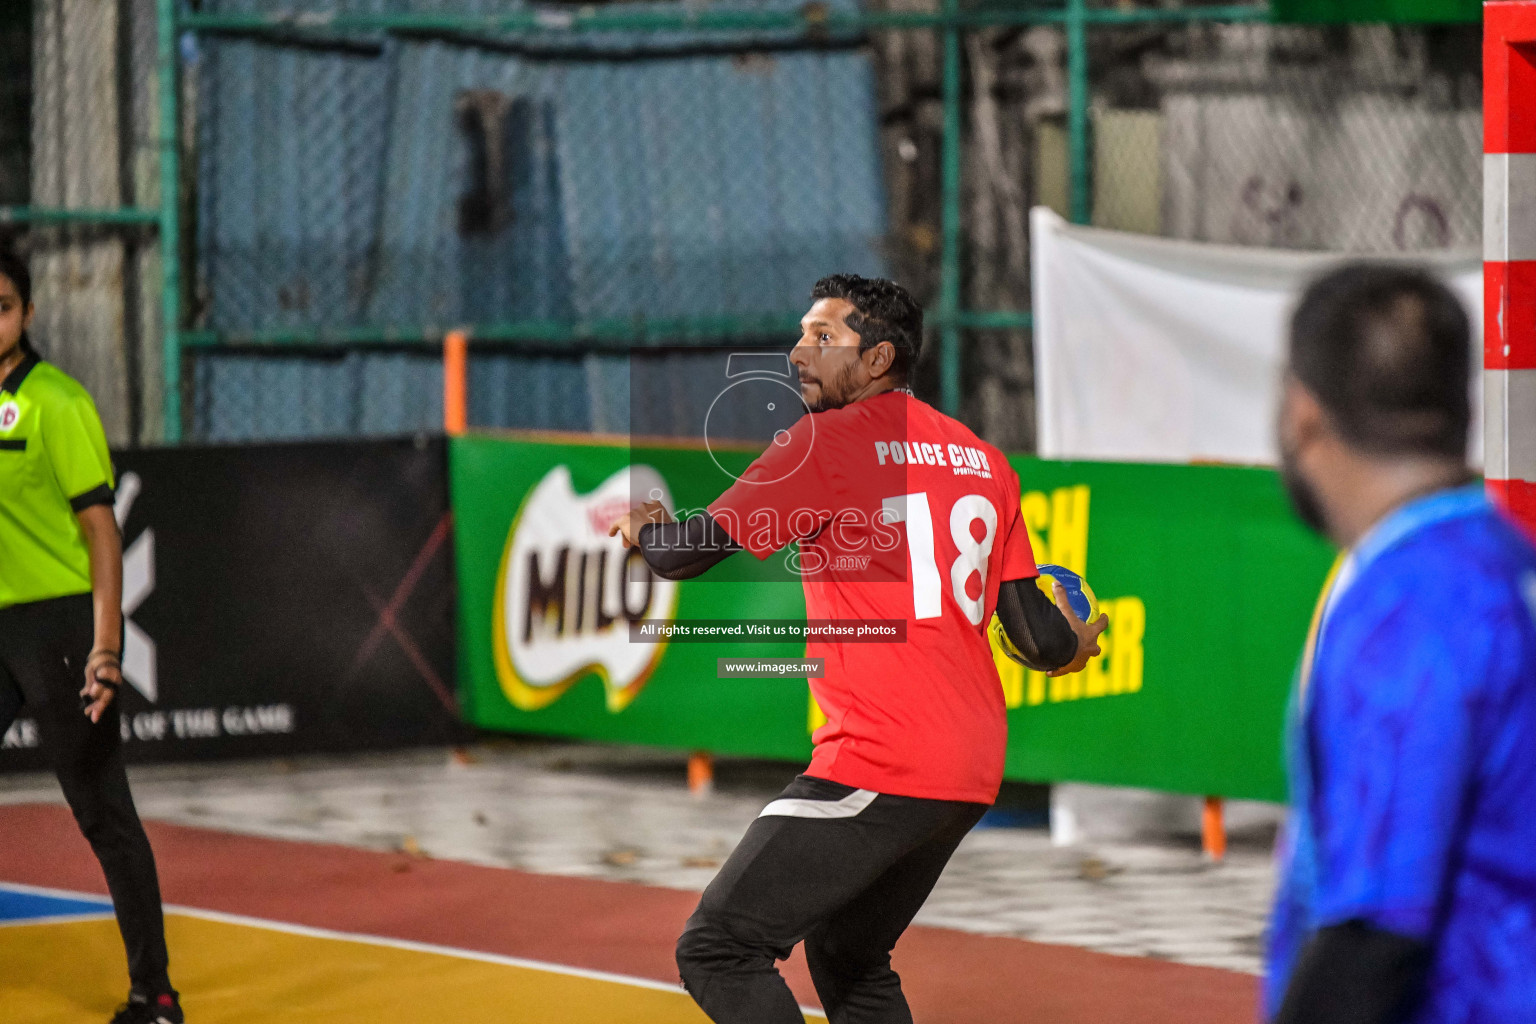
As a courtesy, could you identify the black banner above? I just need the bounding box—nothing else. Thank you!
[1,437,463,771]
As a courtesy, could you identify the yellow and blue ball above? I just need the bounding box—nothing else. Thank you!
[1034,564,1098,623]
[991,564,1098,667]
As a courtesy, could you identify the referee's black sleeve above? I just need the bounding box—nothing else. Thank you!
[995,577,1078,672]
[68,483,116,512]
[637,513,743,581]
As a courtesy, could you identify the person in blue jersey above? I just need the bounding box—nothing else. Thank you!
[1267,264,1536,1024]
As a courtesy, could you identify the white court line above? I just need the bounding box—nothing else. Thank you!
[0,881,827,1019]
[0,880,114,903]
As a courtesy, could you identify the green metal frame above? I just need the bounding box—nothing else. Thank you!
[0,207,159,225]
[157,0,183,441]
[0,0,1267,441]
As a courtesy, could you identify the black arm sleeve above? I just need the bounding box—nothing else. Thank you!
[68,482,116,512]
[1272,921,1430,1024]
[995,577,1079,672]
[636,513,744,582]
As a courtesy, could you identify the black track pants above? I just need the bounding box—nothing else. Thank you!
[677,774,988,1024]
[0,593,172,996]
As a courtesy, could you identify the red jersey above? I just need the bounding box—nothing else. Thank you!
[708,390,1038,804]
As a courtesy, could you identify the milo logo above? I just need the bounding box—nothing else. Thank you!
[492,465,679,712]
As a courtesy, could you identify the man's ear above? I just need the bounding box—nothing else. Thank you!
[1280,375,1330,452]
[864,340,895,380]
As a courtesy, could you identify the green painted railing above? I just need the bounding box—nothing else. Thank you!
[0,208,160,225]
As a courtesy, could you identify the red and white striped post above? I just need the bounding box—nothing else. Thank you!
[1485,1,1536,538]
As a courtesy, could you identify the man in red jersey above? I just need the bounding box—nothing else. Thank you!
[612,275,1106,1024]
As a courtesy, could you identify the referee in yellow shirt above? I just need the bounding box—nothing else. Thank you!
[0,250,183,1024]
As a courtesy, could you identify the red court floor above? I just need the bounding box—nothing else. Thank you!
[0,803,1259,1023]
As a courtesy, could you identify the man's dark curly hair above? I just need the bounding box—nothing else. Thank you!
[810,274,923,383]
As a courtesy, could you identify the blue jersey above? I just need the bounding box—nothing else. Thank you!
[1266,486,1536,1023]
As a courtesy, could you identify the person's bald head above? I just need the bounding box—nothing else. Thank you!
[1278,264,1474,543]
[1288,264,1471,460]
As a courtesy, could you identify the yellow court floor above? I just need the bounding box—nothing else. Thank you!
[0,911,714,1024]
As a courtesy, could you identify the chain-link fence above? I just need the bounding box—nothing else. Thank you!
[185,0,903,439]
[3,0,165,446]
[4,2,1484,447]
[955,17,1481,445]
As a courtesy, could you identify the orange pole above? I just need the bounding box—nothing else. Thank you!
[444,330,468,436]
[688,751,714,797]
[1202,796,1226,861]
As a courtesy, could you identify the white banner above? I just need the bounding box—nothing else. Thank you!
[1030,207,1483,467]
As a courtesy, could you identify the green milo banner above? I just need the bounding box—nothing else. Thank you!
[451,434,1334,803]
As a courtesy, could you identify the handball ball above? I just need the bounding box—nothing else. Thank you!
[1035,564,1098,623]
[990,565,1098,669]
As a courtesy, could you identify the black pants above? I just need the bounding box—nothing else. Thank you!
[0,593,172,996]
[677,774,988,1024]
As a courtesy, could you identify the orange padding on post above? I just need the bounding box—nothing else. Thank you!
[444,330,468,436]
[1202,796,1226,862]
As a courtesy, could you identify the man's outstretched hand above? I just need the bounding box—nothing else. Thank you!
[1047,580,1109,677]
[609,500,675,548]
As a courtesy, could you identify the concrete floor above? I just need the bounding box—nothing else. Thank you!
[0,739,1277,976]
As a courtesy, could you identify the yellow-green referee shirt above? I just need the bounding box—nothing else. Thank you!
[0,352,116,609]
